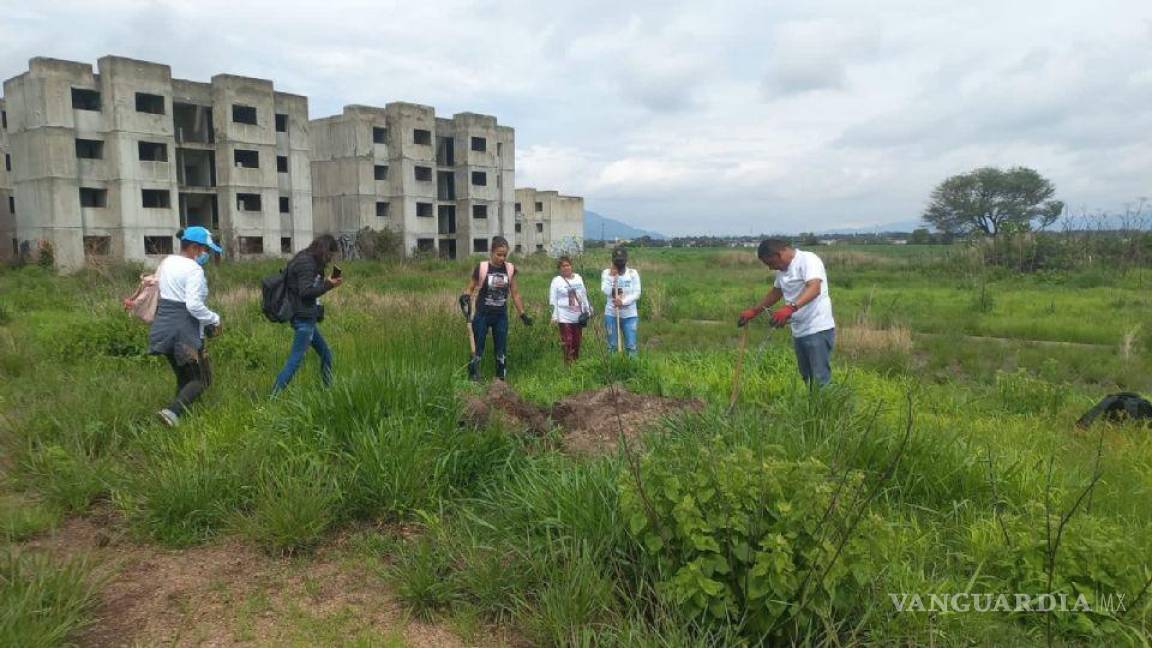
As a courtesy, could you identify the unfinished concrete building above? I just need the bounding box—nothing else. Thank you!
[2,56,312,269]
[310,103,514,258]
[0,99,13,262]
[513,188,584,255]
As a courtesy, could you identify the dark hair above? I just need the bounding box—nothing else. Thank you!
[491,236,509,251]
[303,234,339,268]
[757,238,792,259]
[175,228,200,252]
[556,255,572,269]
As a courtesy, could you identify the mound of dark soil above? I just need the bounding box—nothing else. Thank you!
[462,382,702,455]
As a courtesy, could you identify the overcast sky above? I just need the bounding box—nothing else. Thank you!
[2,0,1149,235]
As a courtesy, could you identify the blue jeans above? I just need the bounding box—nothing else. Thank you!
[793,328,835,386]
[604,315,638,356]
[470,311,508,378]
[272,318,333,394]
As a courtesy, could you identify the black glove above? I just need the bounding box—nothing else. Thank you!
[458,294,471,319]
[520,313,534,326]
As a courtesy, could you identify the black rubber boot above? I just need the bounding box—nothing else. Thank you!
[495,356,507,381]
[468,355,481,381]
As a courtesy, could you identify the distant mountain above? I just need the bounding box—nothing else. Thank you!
[585,210,667,240]
[816,220,926,235]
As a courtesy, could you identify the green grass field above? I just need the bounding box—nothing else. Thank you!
[1,246,1150,645]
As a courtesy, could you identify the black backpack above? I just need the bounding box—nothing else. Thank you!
[1076,392,1152,428]
[261,263,294,323]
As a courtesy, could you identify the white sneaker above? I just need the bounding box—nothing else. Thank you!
[158,409,180,427]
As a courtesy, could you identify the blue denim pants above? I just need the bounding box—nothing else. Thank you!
[793,328,835,386]
[470,311,509,378]
[272,317,333,394]
[604,315,638,356]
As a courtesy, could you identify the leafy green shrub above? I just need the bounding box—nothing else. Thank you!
[49,312,145,360]
[0,550,101,647]
[619,436,880,641]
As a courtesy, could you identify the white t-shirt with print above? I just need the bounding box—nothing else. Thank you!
[156,254,220,331]
[549,273,592,324]
[601,268,641,318]
[773,249,834,338]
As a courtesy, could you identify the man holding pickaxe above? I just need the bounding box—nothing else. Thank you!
[738,239,836,386]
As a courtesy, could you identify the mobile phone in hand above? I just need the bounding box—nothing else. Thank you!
[332,265,343,279]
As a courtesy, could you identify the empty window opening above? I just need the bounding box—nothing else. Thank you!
[281,237,292,254]
[71,88,101,111]
[177,149,216,187]
[497,142,503,156]
[277,156,288,173]
[439,238,457,260]
[472,204,488,219]
[275,113,288,133]
[142,189,171,208]
[79,188,107,208]
[515,202,521,212]
[3,154,9,172]
[372,126,388,144]
[239,236,264,254]
[413,129,432,145]
[414,166,432,182]
[471,136,487,152]
[179,193,219,229]
[279,196,290,213]
[135,92,165,115]
[416,202,433,217]
[237,193,262,211]
[471,171,487,186]
[144,235,174,255]
[83,235,111,256]
[473,238,488,253]
[416,238,435,253]
[374,165,388,180]
[7,197,13,215]
[234,149,259,168]
[437,136,454,165]
[437,171,455,200]
[536,244,544,252]
[1,110,6,130]
[174,103,214,143]
[438,205,456,235]
[536,223,544,233]
[515,223,522,233]
[232,104,257,125]
[138,141,168,162]
[514,244,522,253]
[535,201,543,212]
[376,201,390,218]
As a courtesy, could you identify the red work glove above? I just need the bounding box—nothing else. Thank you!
[737,308,760,327]
[770,304,797,327]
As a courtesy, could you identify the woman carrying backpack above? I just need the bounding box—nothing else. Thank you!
[149,227,223,427]
[458,236,533,381]
[548,256,592,363]
[272,235,343,394]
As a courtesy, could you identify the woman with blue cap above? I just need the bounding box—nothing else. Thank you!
[148,226,222,427]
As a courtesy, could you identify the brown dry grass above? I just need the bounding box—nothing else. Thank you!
[837,322,913,359]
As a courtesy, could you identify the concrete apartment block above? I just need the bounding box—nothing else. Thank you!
[0,99,13,262]
[311,103,514,258]
[2,56,311,269]
[513,188,584,255]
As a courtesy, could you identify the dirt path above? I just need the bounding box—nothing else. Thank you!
[22,511,505,647]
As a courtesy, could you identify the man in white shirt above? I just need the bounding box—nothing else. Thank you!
[601,246,642,356]
[737,239,836,386]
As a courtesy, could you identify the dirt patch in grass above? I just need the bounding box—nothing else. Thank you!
[20,510,500,647]
[463,382,702,455]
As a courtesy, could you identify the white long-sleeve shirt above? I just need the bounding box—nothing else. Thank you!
[601,267,641,318]
[156,255,220,333]
[548,273,592,324]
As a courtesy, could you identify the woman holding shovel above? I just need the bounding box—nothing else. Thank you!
[459,236,533,381]
[548,256,593,363]
[601,245,641,356]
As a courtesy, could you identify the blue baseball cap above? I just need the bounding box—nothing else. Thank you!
[181,226,222,254]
